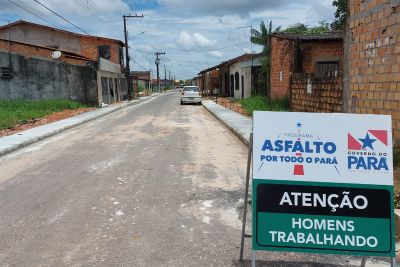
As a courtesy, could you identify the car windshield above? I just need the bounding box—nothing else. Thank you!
[183,87,199,92]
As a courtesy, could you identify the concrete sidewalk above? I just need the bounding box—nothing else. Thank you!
[202,100,252,146]
[0,94,159,157]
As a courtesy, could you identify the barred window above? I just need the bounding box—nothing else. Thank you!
[316,61,339,78]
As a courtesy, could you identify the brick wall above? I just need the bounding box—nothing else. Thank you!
[0,39,89,66]
[80,36,122,64]
[346,0,400,147]
[270,36,343,100]
[270,37,293,100]
[300,41,343,73]
[291,73,343,112]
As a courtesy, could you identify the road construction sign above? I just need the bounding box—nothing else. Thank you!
[252,112,394,256]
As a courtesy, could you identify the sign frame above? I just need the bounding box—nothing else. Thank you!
[239,111,396,266]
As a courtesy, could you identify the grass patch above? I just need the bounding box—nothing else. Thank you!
[239,96,290,116]
[0,99,89,130]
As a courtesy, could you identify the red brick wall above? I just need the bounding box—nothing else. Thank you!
[270,37,343,100]
[291,73,343,112]
[270,37,293,100]
[80,36,122,64]
[0,39,89,66]
[347,0,400,147]
[300,41,343,73]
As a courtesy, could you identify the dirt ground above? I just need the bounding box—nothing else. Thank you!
[0,107,95,137]
[204,96,249,117]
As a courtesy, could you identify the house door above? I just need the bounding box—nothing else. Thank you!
[114,78,119,101]
[108,78,114,103]
[241,75,244,99]
[230,74,234,97]
[224,73,228,96]
[101,77,110,104]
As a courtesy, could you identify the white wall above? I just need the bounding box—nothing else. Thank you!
[229,56,262,99]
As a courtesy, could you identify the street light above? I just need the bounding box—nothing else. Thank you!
[129,31,146,40]
[236,25,254,97]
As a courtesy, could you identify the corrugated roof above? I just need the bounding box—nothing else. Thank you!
[272,31,343,41]
[197,52,263,75]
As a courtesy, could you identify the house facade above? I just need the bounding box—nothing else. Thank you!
[0,38,97,103]
[269,32,343,101]
[0,20,126,106]
[228,54,262,100]
[196,53,263,99]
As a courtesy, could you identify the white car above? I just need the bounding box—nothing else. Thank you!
[180,86,202,105]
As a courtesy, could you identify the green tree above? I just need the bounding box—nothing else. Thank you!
[331,0,348,30]
[283,23,309,34]
[250,20,281,95]
[283,21,330,34]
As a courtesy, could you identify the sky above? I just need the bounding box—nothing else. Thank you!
[0,0,336,80]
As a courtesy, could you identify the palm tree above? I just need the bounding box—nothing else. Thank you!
[250,21,281,97]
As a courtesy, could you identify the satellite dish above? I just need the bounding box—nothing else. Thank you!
[51,51,62,59]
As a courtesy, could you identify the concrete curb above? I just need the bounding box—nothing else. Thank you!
[202,100,251,147]
[0,94,159,157]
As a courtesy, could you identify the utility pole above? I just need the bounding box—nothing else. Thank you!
[169,70,171,90]
[123,14,143,100]
[164,65,167,92]
[155,52,165,93]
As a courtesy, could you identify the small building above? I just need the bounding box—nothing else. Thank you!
[0,38,98,103]
[130,71,152,95]
[269,32,343,100]
[197,68,219,96]
[0,20,126,105]
[227,53,263,99]
[196,53,264,99]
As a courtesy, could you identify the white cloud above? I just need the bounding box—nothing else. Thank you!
[209,50,223,58]
[176,31,216,51]
[0,0,336,79]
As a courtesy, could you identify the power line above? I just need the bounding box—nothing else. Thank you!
[7,0,61,28]
[34,0,90,35]
[73,0,122,37]
[131,59,150,70]
[164,41,250,55]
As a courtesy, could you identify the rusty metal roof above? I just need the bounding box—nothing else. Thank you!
[272,31,343,41]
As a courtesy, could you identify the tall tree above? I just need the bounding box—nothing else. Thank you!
[250,20,281,96]
[331,0,348,30]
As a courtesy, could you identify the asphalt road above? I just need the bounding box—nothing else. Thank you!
[0,92,391,266]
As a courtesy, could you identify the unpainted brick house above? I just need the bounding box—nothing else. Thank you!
[344,0,400,147]
[0,20,127,106]
[269,32,344,108]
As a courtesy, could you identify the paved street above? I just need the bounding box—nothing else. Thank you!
[0,92,391,266]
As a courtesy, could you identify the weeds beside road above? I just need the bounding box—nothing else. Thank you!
[239,95,290,116]
[0,99,90,130]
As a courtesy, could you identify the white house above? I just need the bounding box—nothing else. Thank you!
[228,53,262,100]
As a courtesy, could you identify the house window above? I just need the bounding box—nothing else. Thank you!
[316,61,339,77]
[230,74,234,91]
[234,72,239,90]
[0,67,13,79]
[98,45,111,60]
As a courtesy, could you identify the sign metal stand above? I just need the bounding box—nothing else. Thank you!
[239,133,254,265]
[239,134,397,267]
